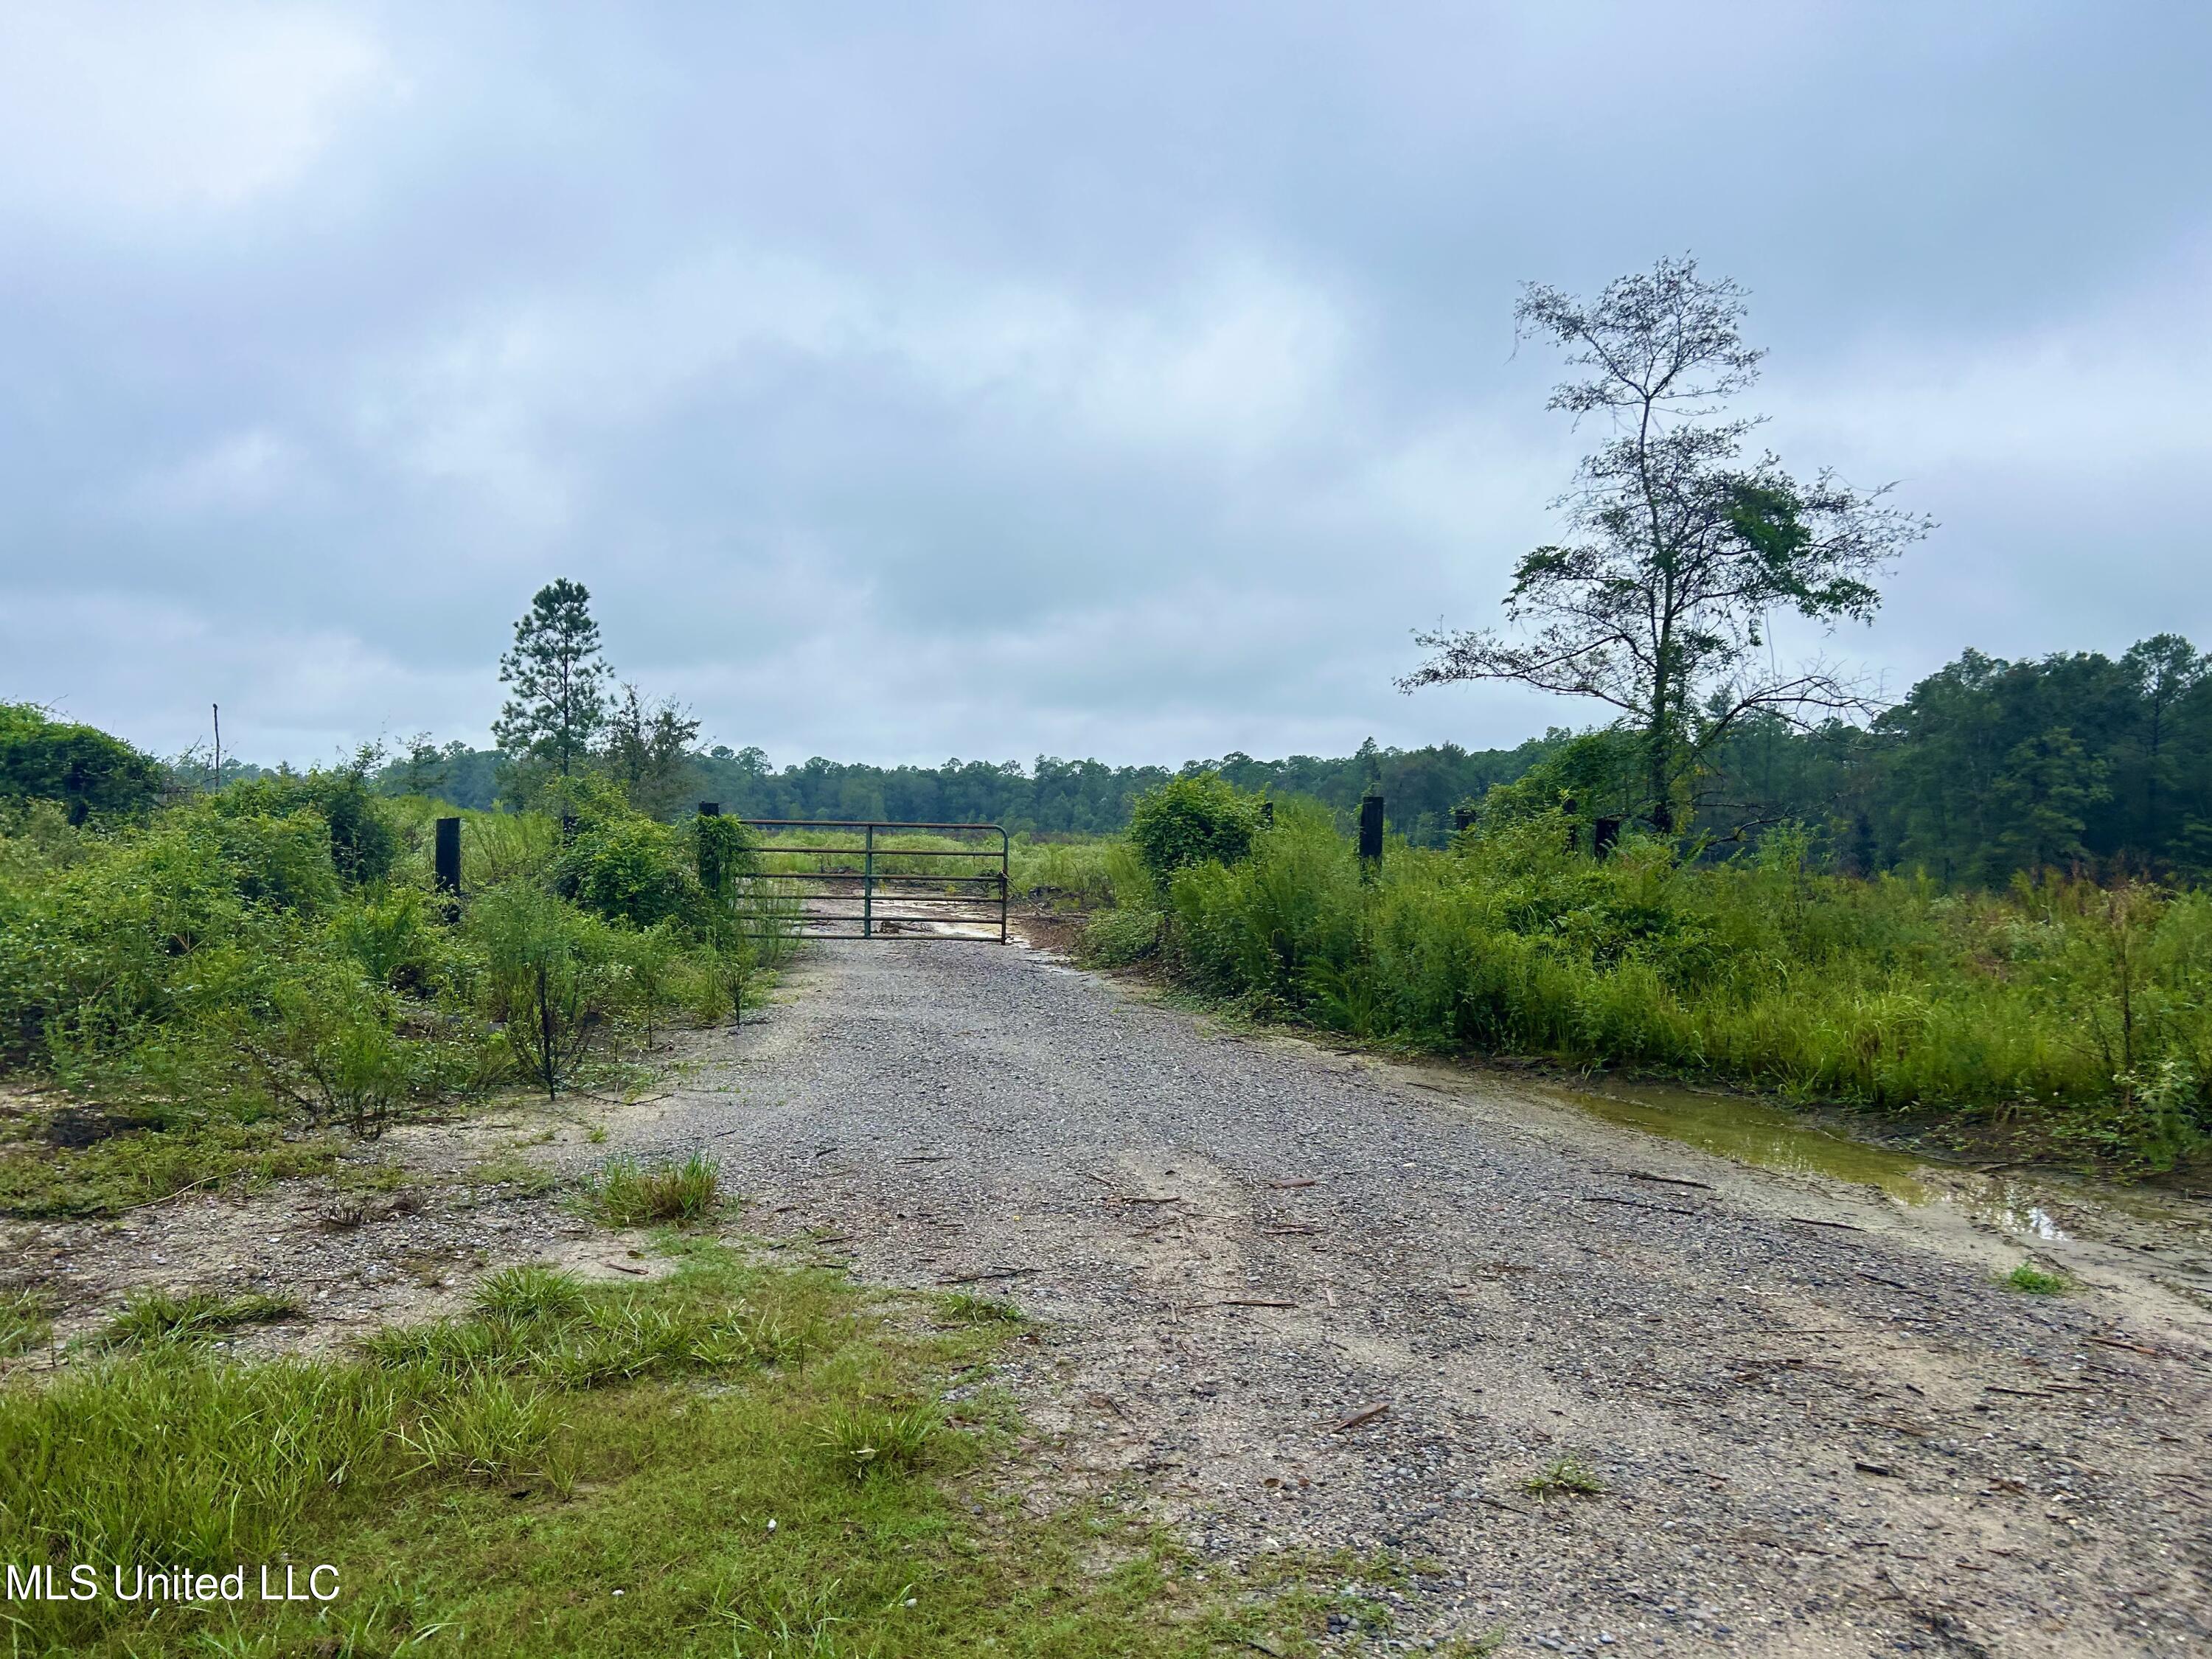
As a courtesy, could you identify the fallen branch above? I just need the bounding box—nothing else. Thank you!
[937,1267,1040,1286]
[1788,1216,1867,1232]
[1267,1178,1318,1189]
[1627,1172,1714,1190]
[1209,1298,1296,1310]
[1578,1194,1696,1217]
[1328,1402,1390,1433]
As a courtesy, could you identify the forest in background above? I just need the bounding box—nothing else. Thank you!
[376,632,2212,883]
[8,630,2208,886]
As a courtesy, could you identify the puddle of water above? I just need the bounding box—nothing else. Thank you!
[1531,1077,2208,1247]
[1534,1078,1935,1203]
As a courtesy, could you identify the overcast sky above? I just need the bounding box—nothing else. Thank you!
[4,2,2208,770]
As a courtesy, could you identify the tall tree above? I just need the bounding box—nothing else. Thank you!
[493,579,613,778]
[600,682,703,817]
[1399,257,1930,831]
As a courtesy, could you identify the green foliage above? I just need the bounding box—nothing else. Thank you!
[2001,1262,2069,1295]
[1523,1453,1607,1497]
[470,881,617,1099]
[0,702,162,821]
[0,1251,1330,1658]
[1127,773,1265,883]
[1475,730,1639,839]
[0,1123,339,1220]
[0,1290,54,1355]
[937,1291,1024,1324]
[213,754,400,883]
[692,808,759,897]
[815,1402,941,1481]
[1122,804,2212,1171]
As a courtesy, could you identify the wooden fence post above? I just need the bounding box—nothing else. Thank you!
[434,816,462,921]
[1359,793,1385,879]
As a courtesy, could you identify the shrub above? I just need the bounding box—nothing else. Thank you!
[1126,773,1264,883]
[215,757,400,886]
[0,703,162,821]
[1115,796,2212,1169]
[470,882,616,1099]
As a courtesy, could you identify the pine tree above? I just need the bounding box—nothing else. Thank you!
[493,579,613,777]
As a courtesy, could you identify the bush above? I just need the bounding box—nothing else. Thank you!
[215,757,400,885]
[0,703,162,821]
[470,882,616,1099]
[1126,773,1264,883]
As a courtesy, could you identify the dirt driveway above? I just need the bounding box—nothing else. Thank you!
[582,933,2211,1659]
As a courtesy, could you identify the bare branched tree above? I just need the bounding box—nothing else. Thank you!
[1399,257,1932,830]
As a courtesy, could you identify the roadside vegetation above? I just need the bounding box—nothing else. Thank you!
[0,1247,1328,1658]
[1070,773,2211,1172]
[0,729,796,1220]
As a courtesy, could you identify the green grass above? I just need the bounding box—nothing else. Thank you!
[815,1400,943,1481]
[0,1120,340,1218]
[0,1249,1335,1657]
[87,1288,302,1349]
[937,1290,1026,1324]
[470,1149,564,1197]
[2001,1262,2070,1295]
[0,1290,52,1356]
[1522,1453,1607,1497]
[583,1151,722,1226]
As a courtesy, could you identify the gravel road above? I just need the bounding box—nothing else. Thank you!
[616,936,2211,1658]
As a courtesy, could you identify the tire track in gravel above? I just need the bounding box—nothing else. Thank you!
[609,938,2212,1658]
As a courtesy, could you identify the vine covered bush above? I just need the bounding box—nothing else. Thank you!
[1125,772,1265,883]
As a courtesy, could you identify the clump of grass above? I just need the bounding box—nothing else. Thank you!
[938,1290,1024,1324]
[392,1375,564,1481]
[2002,1262,2070,1295]
[475,1263,589,1322]
[1,1290,55,1355]
[815,1402,941,1481]
[88,1289,300,1349]
[1522,1453,1607,1498]
[585,1152,721,1227]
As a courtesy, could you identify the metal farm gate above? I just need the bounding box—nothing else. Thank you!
[737,819,1008,942]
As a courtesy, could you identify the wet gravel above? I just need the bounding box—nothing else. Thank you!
[614,938,2211,1658]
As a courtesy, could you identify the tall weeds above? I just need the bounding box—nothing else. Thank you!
[1113,799,2211,1169]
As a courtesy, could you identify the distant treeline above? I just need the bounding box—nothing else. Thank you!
[373,634,2212,882]
[8,636,2207,886]
[389,737,1563,845]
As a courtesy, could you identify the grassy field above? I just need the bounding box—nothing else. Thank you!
[1082,798,2212,1172]
[0,1244,1371,1658]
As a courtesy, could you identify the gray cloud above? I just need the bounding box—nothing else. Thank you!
[4,1,2208,768]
